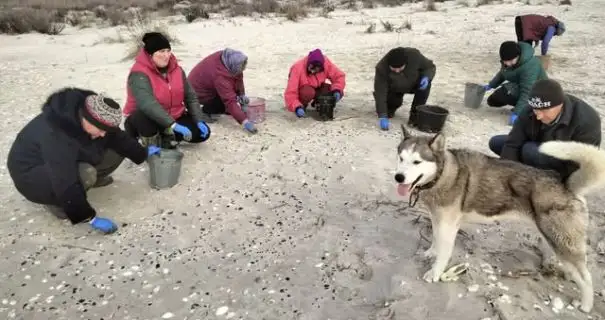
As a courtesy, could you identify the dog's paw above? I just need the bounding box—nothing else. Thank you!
[422,268,441,283]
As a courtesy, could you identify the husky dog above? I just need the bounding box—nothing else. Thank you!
[394,125,605,313]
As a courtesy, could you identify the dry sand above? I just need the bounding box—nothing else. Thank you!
[1,0,605,319]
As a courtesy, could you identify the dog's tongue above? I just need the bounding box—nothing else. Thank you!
[397,184,411,197]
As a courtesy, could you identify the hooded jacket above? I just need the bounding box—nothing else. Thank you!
[500,94,601,180]
[517,14,560,42]
[488,42,548,114]
[123,48,204,128]
[6,87,147,224]
[373,47,437,117]
[187,49,248,124]
[283,53,346,112]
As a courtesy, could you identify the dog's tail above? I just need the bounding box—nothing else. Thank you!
[539,140,605,196]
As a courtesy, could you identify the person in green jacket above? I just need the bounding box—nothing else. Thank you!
[482,41,548,125]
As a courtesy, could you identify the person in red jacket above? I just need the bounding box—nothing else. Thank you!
[187,48,257,134]
[515,14,566,56]
[123,32,211,149]
[284,49,346,118]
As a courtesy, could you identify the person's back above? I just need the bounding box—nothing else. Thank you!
[188,50,224,100]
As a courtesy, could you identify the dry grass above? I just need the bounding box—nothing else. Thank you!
[0,0,450,35]
[121,11,181,61]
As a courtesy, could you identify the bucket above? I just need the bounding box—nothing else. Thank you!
[246,97,266,124]
[314,95,336,121]
[147,148,184,190]
[538,55,551,71]
[409,104,449,133]
[464,82,486,109]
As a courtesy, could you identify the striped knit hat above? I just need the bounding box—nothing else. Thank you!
[82,94,122,131]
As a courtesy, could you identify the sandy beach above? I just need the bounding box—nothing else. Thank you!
[0,0,604,319]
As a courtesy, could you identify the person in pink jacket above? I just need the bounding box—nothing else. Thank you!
[284,49,346,118]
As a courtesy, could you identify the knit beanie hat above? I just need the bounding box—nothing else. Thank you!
[142,32,171,55]
[527,79,565,109]
[387,47,407,68]
[81,94,123,131]
[499,41,520,61]
[307,49,325,67]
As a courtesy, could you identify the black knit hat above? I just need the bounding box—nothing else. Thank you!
[527,79,565,109]
[499,41,520,61]
[142,32,171,55]
[387,47,407,68]
[81,94,122,132]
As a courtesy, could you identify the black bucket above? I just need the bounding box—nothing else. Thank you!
[311,95,335,121]
[409,104,449,133]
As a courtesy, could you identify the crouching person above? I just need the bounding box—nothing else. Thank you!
[373,47,436,131]
[284,48,346,119]
[6,88,158,234]
[188,48,257,134]
[123,32,211,148]
[488,79,602,181]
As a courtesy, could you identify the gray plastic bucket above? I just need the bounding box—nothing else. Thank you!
[464,82,486,109]
[147,149,184,190]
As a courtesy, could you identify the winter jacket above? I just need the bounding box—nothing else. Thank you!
[188,50,248,124]
[284,55,346,112]
[123,48,204,128]
[6,87,147,224]
[500,94,601,179]
[488,42,548,114]
[373,47,436,117]
[517,14,559,42]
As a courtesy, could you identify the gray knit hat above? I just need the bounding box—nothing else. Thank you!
[82,94,122,131]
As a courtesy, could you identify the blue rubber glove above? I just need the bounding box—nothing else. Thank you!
[197,121,209,139]
[295,107,305,118]
[333,91,341,102]
[243,120,258,134]
[418,76,429,90]
[172,123,192,141]
[483,84,492,91]
[379,117,389,130]
[508,113,518,126]
[89,217,118,234]
[147,145,161,157]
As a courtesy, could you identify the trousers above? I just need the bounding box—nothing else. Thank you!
[124,109,210,144]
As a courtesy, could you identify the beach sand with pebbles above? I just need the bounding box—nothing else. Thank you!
[1,0,605,319]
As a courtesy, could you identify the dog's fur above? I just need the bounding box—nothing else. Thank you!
[394,125,605,313]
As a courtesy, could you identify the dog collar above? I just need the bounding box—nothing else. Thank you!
[408,160,444,208]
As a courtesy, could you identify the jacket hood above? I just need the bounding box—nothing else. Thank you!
[42,87,97,136]
[517,42,535,65]
[134,48,179,73]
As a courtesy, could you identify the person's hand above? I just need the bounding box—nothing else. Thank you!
[172,123,192,141]
[197,121,209,139]
[482,84,492,91]
[418,76,430,90]
[89,217,118,234]
[508,113,518,126]
[295,107,305,118]
[379,117,389,131]
[243,120,258,134]
[147,145,161,157]
[333,91,341,102]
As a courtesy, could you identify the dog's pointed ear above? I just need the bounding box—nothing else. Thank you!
[401,124,411,140]
[429,132,445,151]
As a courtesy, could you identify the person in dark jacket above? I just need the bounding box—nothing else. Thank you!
[6,88,159,234]
[482,41,548,125]
[373,47,436,131]
[187,48,257,134]
[515,14,566,56]
[123,32,211,149]
[488,79,601,182]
